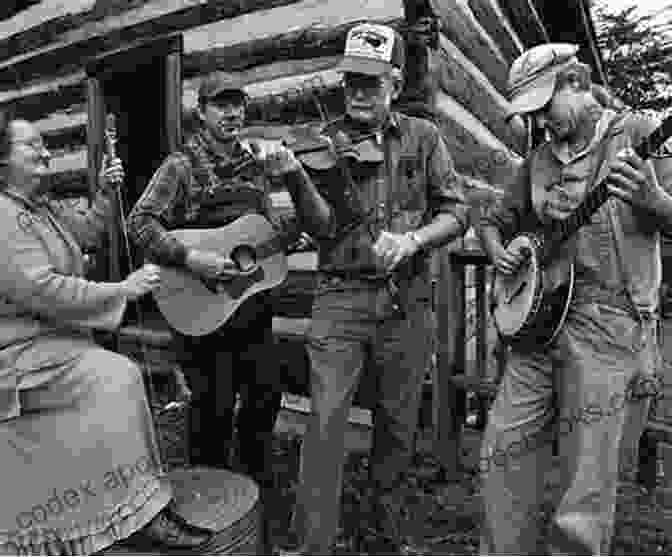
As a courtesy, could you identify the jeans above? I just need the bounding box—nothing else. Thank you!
[177,292,282,487]
[479,303,660,554]
[293,274,434,554]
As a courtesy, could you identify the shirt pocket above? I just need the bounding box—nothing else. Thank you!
[392,155,426,231]
[397,155,425,210]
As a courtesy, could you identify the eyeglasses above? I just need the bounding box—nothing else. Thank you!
[342,74,386,94]
[206,94,246,110]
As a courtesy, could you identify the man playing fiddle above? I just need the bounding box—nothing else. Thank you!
[273,22,470,554]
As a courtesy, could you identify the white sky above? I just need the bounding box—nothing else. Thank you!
[595,0,672,37]
[598,0,672,22]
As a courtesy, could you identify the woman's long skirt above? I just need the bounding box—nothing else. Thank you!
[0,342,172,555]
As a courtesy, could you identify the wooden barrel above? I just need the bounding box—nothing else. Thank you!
[100,467,261,555]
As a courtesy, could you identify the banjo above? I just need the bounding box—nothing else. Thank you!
[492,114,672,348]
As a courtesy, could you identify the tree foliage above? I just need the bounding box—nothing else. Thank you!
[593,3,672,112]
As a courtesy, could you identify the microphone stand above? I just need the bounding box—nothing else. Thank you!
[104,114,191,475]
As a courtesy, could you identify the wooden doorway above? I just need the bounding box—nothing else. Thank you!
[85,34,182,283]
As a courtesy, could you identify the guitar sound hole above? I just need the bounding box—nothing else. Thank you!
[231,245,258,273]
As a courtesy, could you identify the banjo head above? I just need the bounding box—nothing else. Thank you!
[492,234,543,338]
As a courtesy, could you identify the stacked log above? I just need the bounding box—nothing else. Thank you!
[434,35,523,154]
[430,0,509,94]
[467,0,523,64]
[424,0,528,203]
[499,0,549,47]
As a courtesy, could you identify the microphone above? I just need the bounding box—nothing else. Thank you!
[104,113,118,159]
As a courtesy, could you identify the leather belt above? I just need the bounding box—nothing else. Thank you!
[320,268,390,282]
[320,253,428,282]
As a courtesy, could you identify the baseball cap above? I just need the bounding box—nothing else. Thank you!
[507,43,581,118]
[336,23,405,76]
[198,71,248,103]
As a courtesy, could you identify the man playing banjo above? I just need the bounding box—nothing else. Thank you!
[478,43,672,554]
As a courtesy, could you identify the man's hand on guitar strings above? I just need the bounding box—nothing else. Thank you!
[185,249,240,282]
[121,263,161,301]
[608,145,665,212]
[99,154,125,190]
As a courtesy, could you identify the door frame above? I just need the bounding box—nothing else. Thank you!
[85,34,183,282]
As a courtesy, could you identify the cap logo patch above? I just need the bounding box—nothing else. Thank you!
[345,24,395,62]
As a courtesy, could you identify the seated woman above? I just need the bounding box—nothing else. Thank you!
[0,113,212,555]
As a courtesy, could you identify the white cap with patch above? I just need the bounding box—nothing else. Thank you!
[336,23,406,76]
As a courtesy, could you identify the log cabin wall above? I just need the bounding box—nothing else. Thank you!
[0,0,605,405]
[0,0,602,224]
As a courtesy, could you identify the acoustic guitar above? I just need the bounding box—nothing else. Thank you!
[153,213,304,336]
[492,115,672,348]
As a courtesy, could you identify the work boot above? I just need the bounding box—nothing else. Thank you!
[120,502,214,552]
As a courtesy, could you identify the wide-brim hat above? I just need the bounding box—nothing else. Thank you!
[507,43,581,119]
[336,23,405,76]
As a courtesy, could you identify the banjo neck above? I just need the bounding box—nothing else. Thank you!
[541,114,672,266]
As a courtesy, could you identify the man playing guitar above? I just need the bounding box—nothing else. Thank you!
[127,72,321,552]
[478,43,672,554]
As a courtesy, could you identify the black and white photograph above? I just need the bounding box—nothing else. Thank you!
[0,0,670,554]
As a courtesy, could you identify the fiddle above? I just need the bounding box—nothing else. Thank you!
[291,129,385,169]
[235,127,385,174]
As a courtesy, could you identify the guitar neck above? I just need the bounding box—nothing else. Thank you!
[543,114,672,262]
